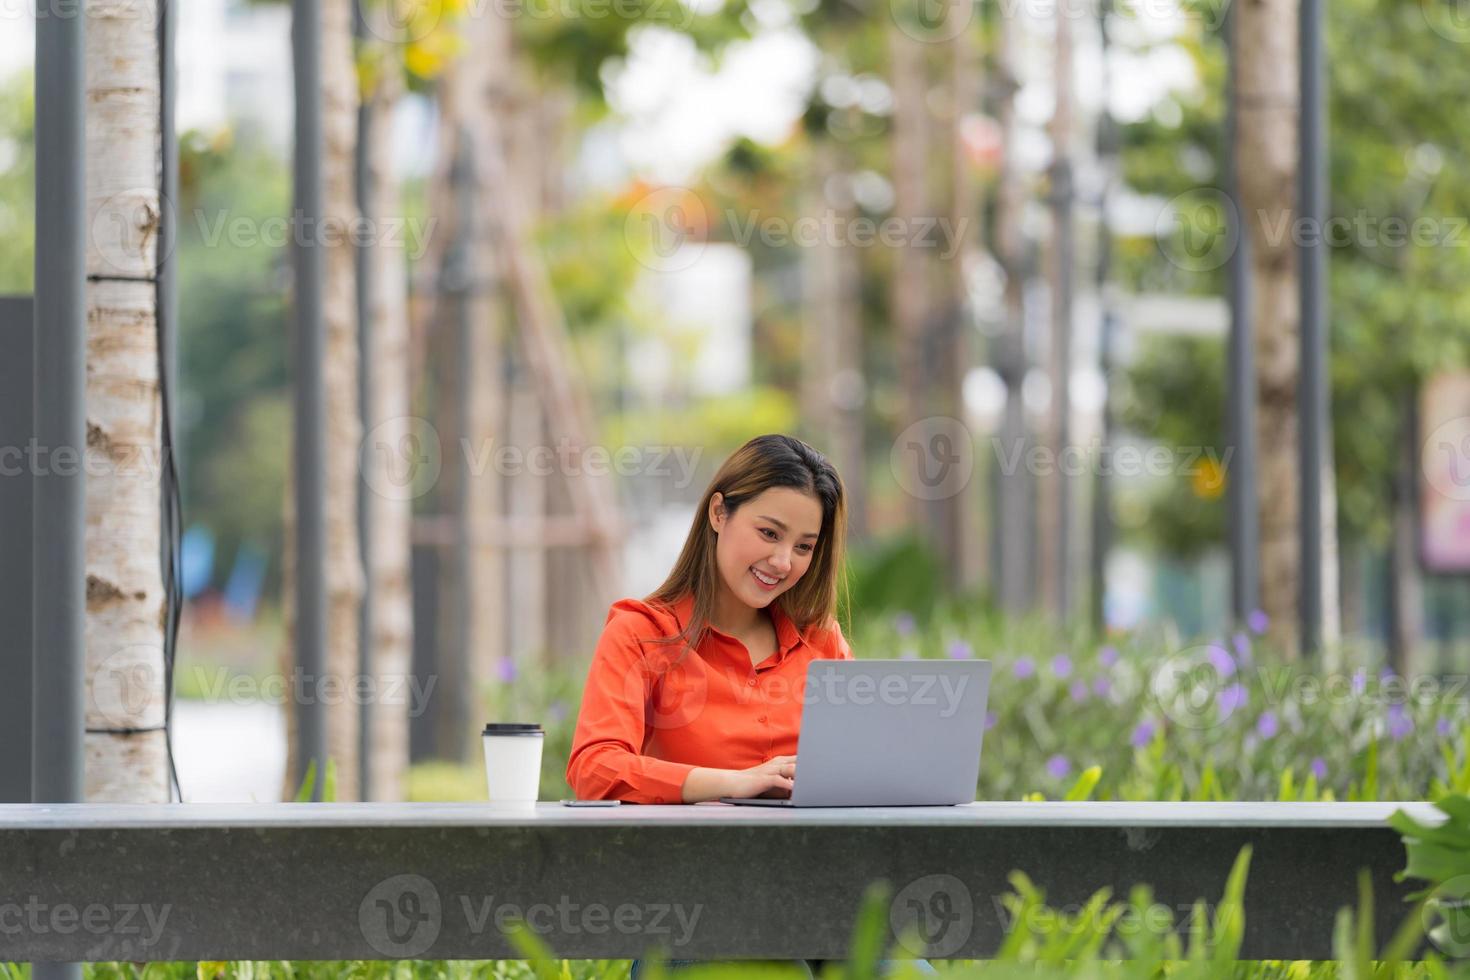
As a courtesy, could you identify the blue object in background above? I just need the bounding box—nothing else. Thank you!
[180,525,215,599]
[224,545,268,622]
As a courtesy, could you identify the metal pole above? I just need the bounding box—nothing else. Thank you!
[1050,164,1074,623]
[0,297,35,804]
[33,0,87,809]
[449,128,474,763]
[293,0,329,799]
[1299,0,1327,656]
[1089,0,1117,634]
[1225,0,1259,625]
[1049,2,1075,623]
[33,3,86,976]
[353,0,375,802]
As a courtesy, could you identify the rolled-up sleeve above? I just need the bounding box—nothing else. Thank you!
[565,611,698,804]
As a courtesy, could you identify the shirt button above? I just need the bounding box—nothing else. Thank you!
[654,796,664,803]
[758,715,768,723]
[748,678,757,687]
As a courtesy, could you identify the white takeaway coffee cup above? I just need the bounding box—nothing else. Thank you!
[482,723,545,806]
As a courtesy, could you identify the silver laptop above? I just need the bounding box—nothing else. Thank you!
[720,658,991,807]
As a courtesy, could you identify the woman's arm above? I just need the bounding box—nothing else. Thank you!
[680,767,733,803]
[565,611,698,804]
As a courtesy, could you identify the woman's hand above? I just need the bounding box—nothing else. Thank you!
[726,754,797,799]
[680,756,797,802]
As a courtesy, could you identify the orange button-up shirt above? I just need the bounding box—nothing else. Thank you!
[565,591,854,804]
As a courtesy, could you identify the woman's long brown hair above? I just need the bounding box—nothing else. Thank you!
[644,434,848,667]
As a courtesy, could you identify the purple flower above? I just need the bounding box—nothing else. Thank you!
[497,656,517,684]
[1255,710,1279,739]
[947,640,974,660]
[900,647,920,660]
[1232,631,1252,666]
[1069,680,1089,703]
[1013,657,1035,680]
[1206,645,1236,679]
[1351,669,1367,697]
[1247,609,1269,635]
[1131,719,1157,748]
[1438,718,1454,738]
[985,711,997,731]
[894,612,916,637]
[1099,646,1119,668]
[1217,682,1247,718]
[1051,654,1073,680]
[1380,667,1398,684]
[1387,704,1413,741]
[1092,676,1112,698]
[1045,754,1071,780]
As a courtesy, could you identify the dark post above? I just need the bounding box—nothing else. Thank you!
[1090,0,1117,633]
[1299,0,1328,655]
[1225,0,1259,625]
[0,297,34,804]
[33,5,87,979]
[32,0,87,809]
[292,0,329,798]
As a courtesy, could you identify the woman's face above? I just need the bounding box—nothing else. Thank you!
[708,486,824,610]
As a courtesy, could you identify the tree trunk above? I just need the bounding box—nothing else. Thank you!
[1040,0,1076,623]
[361,40,413,802]
[803,138,870,541]
[939,5,979,591]
[888,24,932,528]
[282,0,364,798]
[993,7,1031,614]
[1236,0,1302,655]
[83,0,168,802]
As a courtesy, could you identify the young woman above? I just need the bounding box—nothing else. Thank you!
[566,434,937,977]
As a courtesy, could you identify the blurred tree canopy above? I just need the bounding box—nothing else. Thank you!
[1119,0,1470,558]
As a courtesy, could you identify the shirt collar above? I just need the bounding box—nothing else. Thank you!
[668,591,804,657]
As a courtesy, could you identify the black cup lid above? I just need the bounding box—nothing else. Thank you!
[483,723,544,735]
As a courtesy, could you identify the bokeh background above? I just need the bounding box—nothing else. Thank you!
[4,0,1470,806]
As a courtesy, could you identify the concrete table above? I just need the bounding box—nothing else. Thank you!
[0,801,1437,962]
